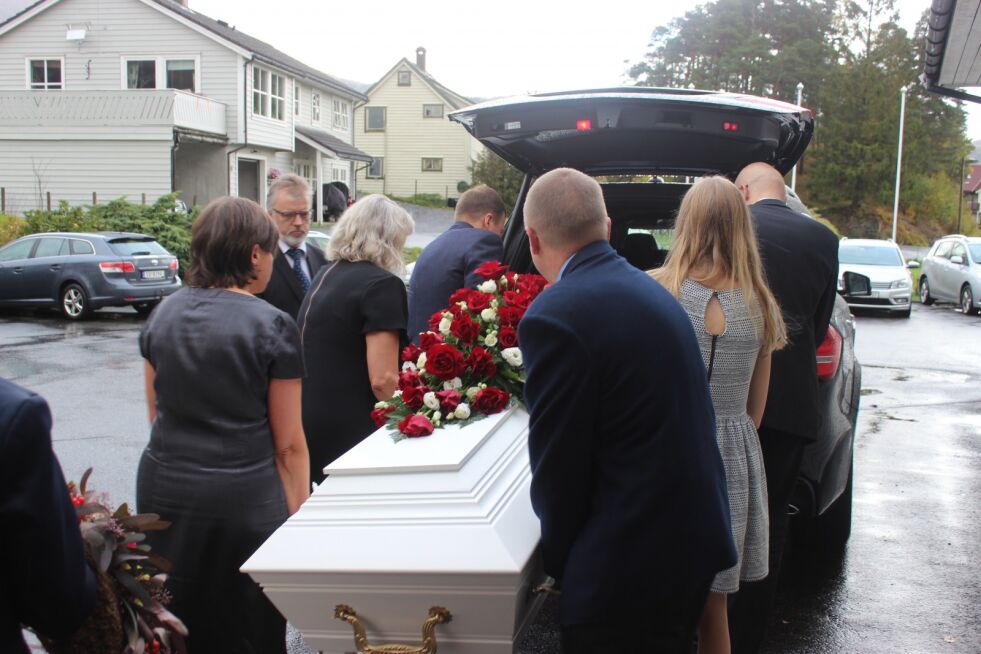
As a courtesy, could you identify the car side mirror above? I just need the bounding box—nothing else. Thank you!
[840,271,871,298]
[950,255,965,265]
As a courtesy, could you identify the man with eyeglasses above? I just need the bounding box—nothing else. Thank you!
[258,174,329,320]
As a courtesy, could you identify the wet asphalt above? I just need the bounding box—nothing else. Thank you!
[1,297,978,653]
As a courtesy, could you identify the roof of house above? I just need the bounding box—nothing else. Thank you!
[366,57,472,110]
[0,0,367,101]
[296,126,373,163]
[964,163,981,194]
[923,0,981,101]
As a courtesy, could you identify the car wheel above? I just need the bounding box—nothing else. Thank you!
[811,462,853,559]
[919,277,934,305]
[60,283,90,320]
[961,285,978,316]
[133,300,159,317]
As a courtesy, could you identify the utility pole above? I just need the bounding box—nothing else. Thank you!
[790,82,804,193]
[891,85,908,243]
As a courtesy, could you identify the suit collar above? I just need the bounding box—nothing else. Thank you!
[561,240,614,278]
[274,249,305,301]
[448,221,474,232]
[753,198,789,209]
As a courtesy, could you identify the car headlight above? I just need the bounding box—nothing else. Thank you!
[890,277,911,289]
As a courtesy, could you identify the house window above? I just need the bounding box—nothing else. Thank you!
[422,157,443,172]
[293,160,316,190]
[332,100,349,130]
[253,67,285,120]
[126,60,155,88]
[423,104,444,119]
[28,58,63,90]
[367,157,384,178]
[397,70,411,86]
[294,84,300,116]
[165,59,195,92]
[312,93,321,122]
[365,107,386,131]
[332,166,348,182]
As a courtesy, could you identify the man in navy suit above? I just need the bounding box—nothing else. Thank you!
[257,174,329,320]
[406,184,505,342]
[518,168,736,653]
[0,377,96,653]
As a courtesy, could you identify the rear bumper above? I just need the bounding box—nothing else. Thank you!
[89,280,179,308]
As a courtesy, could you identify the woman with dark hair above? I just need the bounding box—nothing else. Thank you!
[136,196,309,653]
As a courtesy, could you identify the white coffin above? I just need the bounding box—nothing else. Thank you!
[242,406,547,654]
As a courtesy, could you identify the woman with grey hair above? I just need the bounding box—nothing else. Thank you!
[297,194,414,483]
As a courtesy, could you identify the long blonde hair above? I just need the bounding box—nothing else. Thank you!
[652,176,787,354]
[327,194,414,276]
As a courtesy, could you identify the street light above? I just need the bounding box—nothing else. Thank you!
[957,155,977,234]
[891,85,908,243]
[790,82,804,192]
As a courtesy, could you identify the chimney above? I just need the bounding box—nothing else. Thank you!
[416,47,426,71]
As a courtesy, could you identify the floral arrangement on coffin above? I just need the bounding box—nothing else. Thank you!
[40,469,187,654]
[372,261,548,441]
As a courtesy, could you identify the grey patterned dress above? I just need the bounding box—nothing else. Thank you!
[679,279,769,593]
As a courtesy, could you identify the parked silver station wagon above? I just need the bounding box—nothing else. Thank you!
[0,231,180,319]
[917,234,981,315]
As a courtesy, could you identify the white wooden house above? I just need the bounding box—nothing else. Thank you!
[354,48,481,203]
[0,0,371,216]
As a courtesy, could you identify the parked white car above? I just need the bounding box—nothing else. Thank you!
[837,238,912,318]
[918,234,981,315]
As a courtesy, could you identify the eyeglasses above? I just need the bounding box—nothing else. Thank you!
[272,209,312,221]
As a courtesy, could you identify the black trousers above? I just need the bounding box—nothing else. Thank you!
[728,427,807,654]
[560,580,710,654]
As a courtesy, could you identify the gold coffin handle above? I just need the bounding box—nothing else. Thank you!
[333,604,452,654]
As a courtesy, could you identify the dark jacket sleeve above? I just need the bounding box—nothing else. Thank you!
[0,391,96,640]
[518,310,597,581]
[814,230,840,341]
[462,232,504,289]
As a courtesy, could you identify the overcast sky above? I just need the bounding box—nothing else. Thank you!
[1,0,978,140]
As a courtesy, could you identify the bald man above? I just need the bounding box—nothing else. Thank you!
[728,162,839,653]
[518,168,736,653]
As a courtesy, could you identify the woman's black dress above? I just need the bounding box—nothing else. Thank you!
[136,287,303,654]
[297,260,407,482]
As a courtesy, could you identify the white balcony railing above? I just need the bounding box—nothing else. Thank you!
[0,89,227,137]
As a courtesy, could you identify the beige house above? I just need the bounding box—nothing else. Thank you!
[354,48,481,202]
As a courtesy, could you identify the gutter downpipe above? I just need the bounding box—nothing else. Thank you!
[171,131,180,195]
[227,55,255,195]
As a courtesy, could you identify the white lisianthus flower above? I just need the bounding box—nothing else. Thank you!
[454,403,471,420]
[480,308,497,323]
[491,298,499,309]
[374,400,390,409]
[501,347,523,367]
[423,392,440,411]
[443,377,463,391]
[478,280,497,294]
[433,411,442,425]
[392,390,403,398]
[446,412,455,421]
[484,331,498,347]
[417,352,427,371]
[438,316,453,336]
[465,387,480,401]
[456,301,469,310]
[402,361,417,372]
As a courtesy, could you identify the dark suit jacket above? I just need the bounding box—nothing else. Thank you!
[407,222,503,342]
[257,243,329,321]
[0,378,96,654]
[518,240,736,626]
[751,199,839,441]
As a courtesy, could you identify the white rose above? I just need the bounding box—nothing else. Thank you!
[417,352,427,371]
[402,361,417,372]
[484,331,498,347]
[392,389,403,398]
[478,280,497,294]
[454,403,471,420]
[465,387,480,401]
[438,316,453,336]
[501,347,523,367]
[374,400,390,409]
[423,392,440,411]
[443,377,463,391]
[480,308,497,323]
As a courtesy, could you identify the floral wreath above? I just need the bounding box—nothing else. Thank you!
[373,261,547,440]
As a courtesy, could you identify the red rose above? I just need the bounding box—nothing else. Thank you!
[473,261,509,280]
[425,343,467,381]
[466,292,494,312]
[401,384,426,411]
[498,326,518,348]
[398,414,435,437]
[402,343,422,364]
[497,305,524,327]
[435,390,462,413]
[504,290,532,310]
[398,370,421,391]
[428,311,445,330]
[420,331,444,350]
[467,346,497,379]
[450,312,480,345]
[472,387,510,415]
[449,288,473,305]
[371,405,395,428]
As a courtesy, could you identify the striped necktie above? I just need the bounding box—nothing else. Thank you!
[286,248,311,293]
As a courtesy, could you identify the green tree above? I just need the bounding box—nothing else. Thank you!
[471,150,524,214]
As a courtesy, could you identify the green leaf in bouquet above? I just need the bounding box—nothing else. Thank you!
[79,467,93,495]
[113,566,153,605]
[120,513,172,531]
[123,532,148,545]
[144,551,174,574]
[114,503,132,519]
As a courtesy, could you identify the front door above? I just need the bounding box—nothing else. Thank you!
[238,159,261,203]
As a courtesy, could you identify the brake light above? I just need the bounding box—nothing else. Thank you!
[576,119,592,130]
[169,259,178,271]
[99,261,135,274]
[723,121,740,132]
[816,325,842,382]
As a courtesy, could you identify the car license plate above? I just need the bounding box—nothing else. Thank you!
[142,270,166,280]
